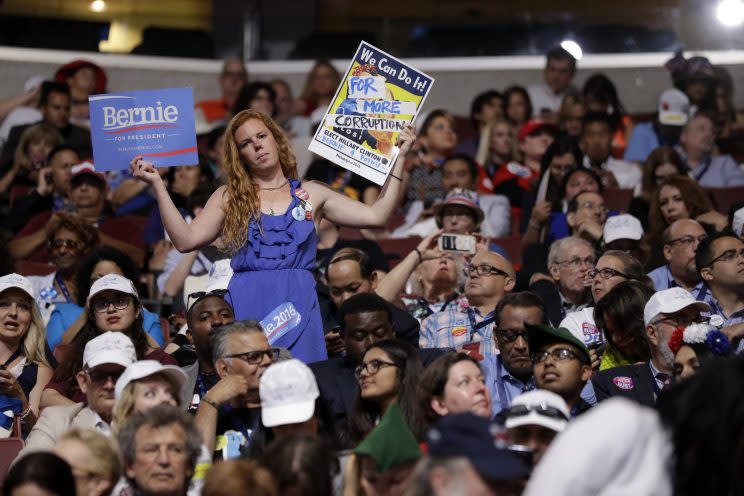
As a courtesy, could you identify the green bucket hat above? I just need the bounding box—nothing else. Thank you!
[354,404,422,472]
[525,322,591,363]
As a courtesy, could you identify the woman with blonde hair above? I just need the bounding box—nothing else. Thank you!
[131,110,415,363]
[0,122,63,195]
[0,273,54,433]
[112,360,187,437]
[54,428,121,496]
[299,60,341,123]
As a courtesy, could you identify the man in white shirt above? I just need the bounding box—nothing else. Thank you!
[18,332,137,456]
[581,112,641,189]
[528,47,577,121]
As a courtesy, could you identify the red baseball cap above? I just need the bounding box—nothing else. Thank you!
[518,118,557,141]
[71,161,106,185]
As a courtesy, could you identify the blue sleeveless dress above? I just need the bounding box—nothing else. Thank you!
[228,179,327,364]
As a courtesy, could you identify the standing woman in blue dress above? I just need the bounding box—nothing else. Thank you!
[131,109,415,363]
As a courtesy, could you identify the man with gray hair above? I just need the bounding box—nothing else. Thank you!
[119,404,202,496]
[531,236,595,325]
[194,320,278,459]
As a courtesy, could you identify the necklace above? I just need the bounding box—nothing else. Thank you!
[259,179,288,191]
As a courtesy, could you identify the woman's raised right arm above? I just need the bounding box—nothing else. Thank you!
[130,156,226,252]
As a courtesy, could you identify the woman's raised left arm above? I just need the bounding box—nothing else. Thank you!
[307,125,416,228]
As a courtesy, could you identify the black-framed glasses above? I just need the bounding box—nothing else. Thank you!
[187,289,232,312]
[354,359,397,379]
[706,248,744,267]
[531,347,579,364]
[463,263,510,278]
[666,234,707,248]
[86,368,124,384]
[49,239,82,250]
[225,348,280,365]
[504,403,569,421]
[497,328,528,343]
[91,295,132,313]
[587,267,629,280]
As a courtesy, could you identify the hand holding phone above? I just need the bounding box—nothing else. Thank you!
[437,233,476,255]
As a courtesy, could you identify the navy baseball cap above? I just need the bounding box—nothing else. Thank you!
[426,412,531,481]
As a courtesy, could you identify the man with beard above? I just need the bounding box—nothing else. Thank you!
[482,292,547,414]
[648,219,707,292]
[592,287,710,406]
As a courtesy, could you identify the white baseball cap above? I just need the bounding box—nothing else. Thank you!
[603,214,644,244]
[115,360,189,409]
[657,88,690,126]
[0,273,35,300]
[643,287,710,326]
[732,206,744,238]
[260,359,319,428]
[505,389,570,433]
[83,332,137,369]
[87,274,139,307]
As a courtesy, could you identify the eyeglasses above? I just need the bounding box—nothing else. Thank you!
[531,347,580,364]
[653,315,707,328]
[49,239,82,250]
[463,264,510,278]
[86,368,124,384]
[555,257,595,269]
[224,348,279,365]
[504,403,569,421]
[706,248,744,267]
[497,328,528,343]
[91,295,132,313]
[666,235,707,248]
[587,267,629,280]
[354,359,397,379]
[577,201,608,214]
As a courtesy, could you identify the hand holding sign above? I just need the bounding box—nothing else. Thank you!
[395,123,416,157]
[130,155,163,187]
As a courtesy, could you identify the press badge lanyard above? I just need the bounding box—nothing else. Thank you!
[691,155,713,183]
[467,310,495,340]
[54,273,73,303]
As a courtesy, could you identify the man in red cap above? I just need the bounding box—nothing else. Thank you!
[491,119,556,207]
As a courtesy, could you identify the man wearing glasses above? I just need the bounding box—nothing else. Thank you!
[592,287,710,406]
[532,236,595,325]
[648,219,707,292]
[194,320,278,460]
[696,233,744,352]
[20,332,137,454]
[525,322,593,417]
[420,250,515,361]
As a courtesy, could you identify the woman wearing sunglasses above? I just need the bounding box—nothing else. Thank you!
[42,274,176,408]
[345,339,423,446]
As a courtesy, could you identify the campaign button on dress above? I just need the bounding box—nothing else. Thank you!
[295,188,309,201]
[292,206,306,221]
[612,376,635,390]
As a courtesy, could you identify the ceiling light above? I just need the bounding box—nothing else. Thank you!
[90,0,106,13]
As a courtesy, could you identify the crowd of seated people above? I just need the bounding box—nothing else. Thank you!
[0,46,742,495]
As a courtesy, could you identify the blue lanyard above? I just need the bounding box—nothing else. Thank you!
[692,155,713,182]
[467,309,495,340]
[54,273,73,303]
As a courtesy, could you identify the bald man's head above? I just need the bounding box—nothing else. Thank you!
[464,250,516,306]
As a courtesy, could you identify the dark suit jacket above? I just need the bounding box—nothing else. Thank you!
[591,363,656,408]
[310,348,450,432]
[0,122,91,173]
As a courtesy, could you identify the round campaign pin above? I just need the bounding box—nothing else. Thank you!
[291,206,306,221]
[305,210,313,220]
[295,188,309,201]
